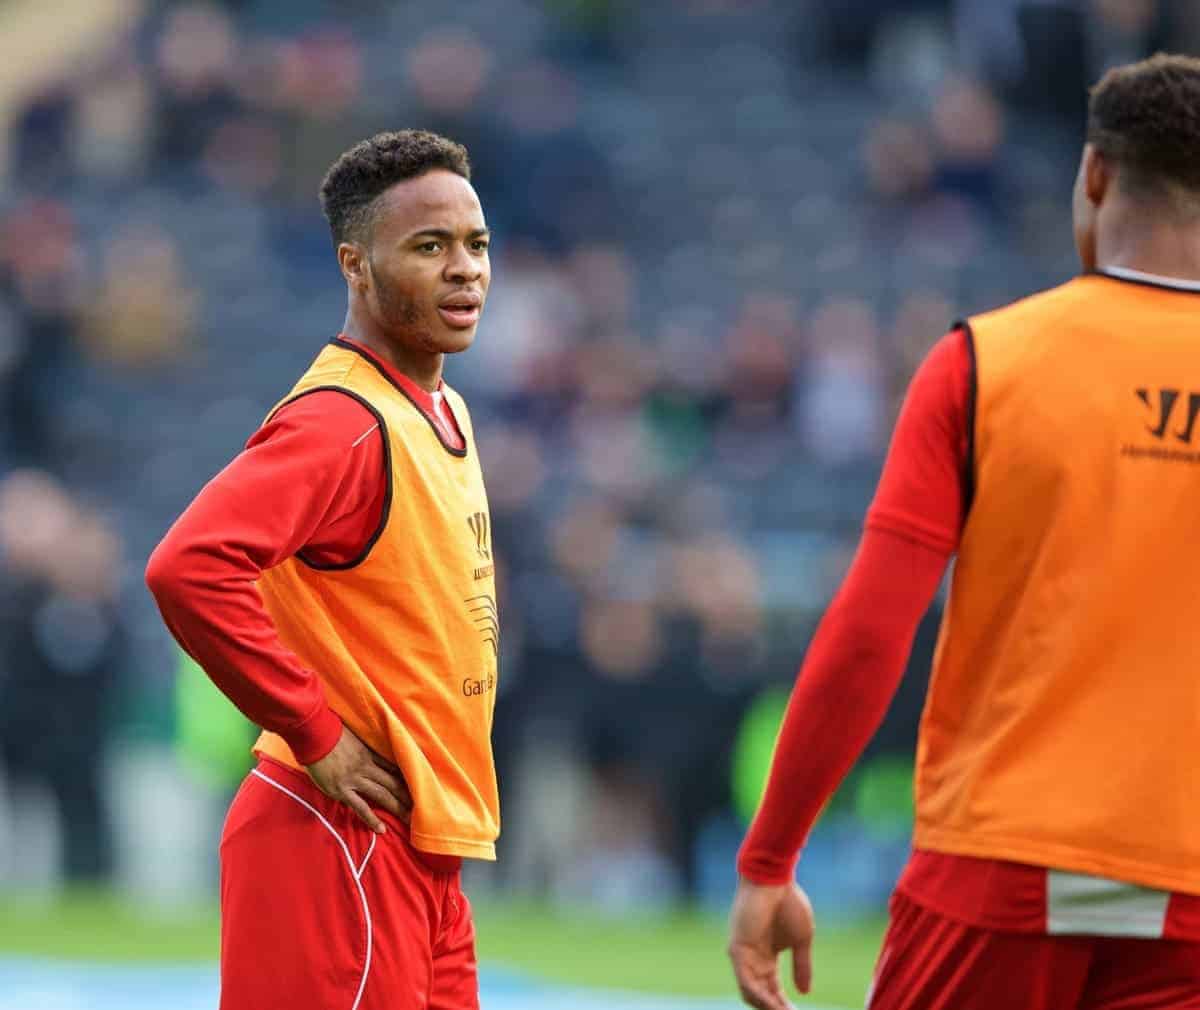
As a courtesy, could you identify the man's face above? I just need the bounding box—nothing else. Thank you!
[360,170,490,355]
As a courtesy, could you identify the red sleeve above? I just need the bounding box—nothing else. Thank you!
[736,328,972,884]
[866,327,973,552]
[145,390,387,765]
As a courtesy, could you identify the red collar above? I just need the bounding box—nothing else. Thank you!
[335,335,443,412]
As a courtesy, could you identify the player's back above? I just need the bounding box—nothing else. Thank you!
[914,270,1200,895]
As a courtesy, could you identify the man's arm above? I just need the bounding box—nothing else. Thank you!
[146,390,412,832]
[738,326,971,879]
[737,527,952,882]
[729,327,973,1009]
[145,391,383,762]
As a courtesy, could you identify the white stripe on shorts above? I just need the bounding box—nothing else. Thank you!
[250,768,376,1009]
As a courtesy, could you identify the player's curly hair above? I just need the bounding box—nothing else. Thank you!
[319,129,471,245]
[1088,53,1200,206]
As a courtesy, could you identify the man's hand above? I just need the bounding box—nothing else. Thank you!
[305,725,412,834]
[728,879,816,1010]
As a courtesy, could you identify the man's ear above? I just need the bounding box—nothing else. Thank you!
[338,241,369,292]
[1084,144,1112,208]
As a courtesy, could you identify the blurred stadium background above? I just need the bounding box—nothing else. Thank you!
[0,0,1186,1006]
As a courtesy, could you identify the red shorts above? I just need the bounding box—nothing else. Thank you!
[868,893,1200,1010]
[218,758,478,1010]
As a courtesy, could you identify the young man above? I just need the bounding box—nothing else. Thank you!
[147,130,498,1010]
[729,54,1200,1010]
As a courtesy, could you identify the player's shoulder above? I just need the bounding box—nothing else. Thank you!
[918,325,972,382]
[968,278,1092,334]
[256,387,381,451]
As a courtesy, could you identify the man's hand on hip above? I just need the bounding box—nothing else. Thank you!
[728,878,816,1010]
[305,724,412,834]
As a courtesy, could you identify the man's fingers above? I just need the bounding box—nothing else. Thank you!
[342,789,387,834]
[734,973,792,1010]
[732,970,778,1010]
[729,947,794,1010]
[792,943,813,995]
[734,978,772,1010]
[370,750,405,776]
[355,779,409,822]
[362,764,412,810]
[760,970,795,1010]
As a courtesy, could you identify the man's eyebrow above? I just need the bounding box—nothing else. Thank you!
[407,227,491,241]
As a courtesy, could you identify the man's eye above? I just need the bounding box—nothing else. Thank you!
[419,242,442,253]
[472,240,490,252]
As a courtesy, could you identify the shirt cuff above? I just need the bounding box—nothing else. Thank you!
[281,704,343,765]
[736,847,799,886]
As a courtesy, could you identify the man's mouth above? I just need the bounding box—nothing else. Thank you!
[438,293,482,329]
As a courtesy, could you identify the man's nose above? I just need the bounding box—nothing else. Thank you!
[444,243,481,282]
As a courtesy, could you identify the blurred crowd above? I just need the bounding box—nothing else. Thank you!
[0,0,1191,911]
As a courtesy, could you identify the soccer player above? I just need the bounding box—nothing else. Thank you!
[146,130,499,1010]
[728,54,1200,1010]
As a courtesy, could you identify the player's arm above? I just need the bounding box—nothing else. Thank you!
[728,327,972,1010]
[145,391,409,832]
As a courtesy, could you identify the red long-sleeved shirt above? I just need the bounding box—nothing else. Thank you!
[145,337,463,765]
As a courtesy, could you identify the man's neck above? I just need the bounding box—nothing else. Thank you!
[341,314,443,393]
[1097,212,1200,284]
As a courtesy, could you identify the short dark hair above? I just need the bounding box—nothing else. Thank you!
[319,129,471,245]
[1088,53,1200,205]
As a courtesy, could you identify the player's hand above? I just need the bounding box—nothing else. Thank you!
[305,725,412,834]
[728,879,815,1010]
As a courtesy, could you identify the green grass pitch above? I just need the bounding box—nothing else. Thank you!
[0,890,884,1007]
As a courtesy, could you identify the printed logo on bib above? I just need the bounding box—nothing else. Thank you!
[462,673,495,697]
[466,594,499,659]
[1121,387,1200,464]
[467,512,491,559]
[467,511,494,579]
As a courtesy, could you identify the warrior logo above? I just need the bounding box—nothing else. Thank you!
[467,512,490,560]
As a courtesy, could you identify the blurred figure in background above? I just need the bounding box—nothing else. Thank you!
[83,222,197,368]
[0,199,87,465]
[731,53,1200,1010]
[0,470,125,883]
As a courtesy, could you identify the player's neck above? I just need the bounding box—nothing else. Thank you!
[1097,214,1200,284]
[341,314,444,393]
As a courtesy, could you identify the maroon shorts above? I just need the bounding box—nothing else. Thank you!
[868,893,1200,1010]
[218,758,478,1010]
